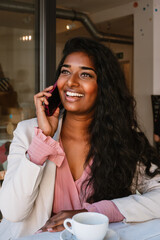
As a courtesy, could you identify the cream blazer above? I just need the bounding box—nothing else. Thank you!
[0,117,160,239]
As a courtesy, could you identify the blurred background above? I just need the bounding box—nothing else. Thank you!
[0,0,160,174]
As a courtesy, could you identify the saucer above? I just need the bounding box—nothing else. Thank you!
[60,228,119,240]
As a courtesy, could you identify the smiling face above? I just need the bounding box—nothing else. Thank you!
[57,51,98,116]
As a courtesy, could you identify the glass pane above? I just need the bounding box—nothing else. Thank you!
[0,1,36,170]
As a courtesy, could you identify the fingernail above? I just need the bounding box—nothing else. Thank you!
[47,228,53,232]
[35,230,43,234]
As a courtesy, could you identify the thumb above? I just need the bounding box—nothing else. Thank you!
[53,107,60,118]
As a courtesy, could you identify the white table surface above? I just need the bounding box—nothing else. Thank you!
[16,219,160,240]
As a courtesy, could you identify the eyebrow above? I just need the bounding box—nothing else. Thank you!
[61,64,96,74]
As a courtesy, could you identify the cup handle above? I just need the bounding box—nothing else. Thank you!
[63,218,74,234]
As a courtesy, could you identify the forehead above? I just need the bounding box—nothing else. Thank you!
[63,51,95,68]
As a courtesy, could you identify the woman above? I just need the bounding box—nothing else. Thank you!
[0,37,160,239]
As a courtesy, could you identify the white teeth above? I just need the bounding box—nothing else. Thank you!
[66,91,84,97]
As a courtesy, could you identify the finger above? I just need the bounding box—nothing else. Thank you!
[36,96,48,108]
[36,224,49,233]
[48,107,60,119]
[35,90,52,96]
[34,91,51,101]
[53,107,60,117]
[35,229,43,234]
[39,219,56,232]
[38,211,71,234]
[35,86,53,98]
[34,84,54,99]
[44,217,64,230]
[47,224,65,233]
[43,85,54,92]
[34,92,51,106]
[37,224,64,234]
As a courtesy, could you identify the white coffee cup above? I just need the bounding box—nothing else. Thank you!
[63,212,109,240]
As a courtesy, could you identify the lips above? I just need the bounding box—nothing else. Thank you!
[66,91,84,97]
[64,90,84,103]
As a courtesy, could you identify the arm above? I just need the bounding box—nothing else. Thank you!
[112,162,160,222]
[83,201,124,222]
[0,86,61,222]
[0,121,64,223]
[0,119,45,222]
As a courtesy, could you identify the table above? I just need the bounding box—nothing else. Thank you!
[110,219,160,240]
[16,219,160,240]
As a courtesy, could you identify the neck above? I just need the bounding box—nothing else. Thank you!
[61,111,93,141]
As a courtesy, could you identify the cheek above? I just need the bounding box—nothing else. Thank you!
[57,78,64,102]
[57,78,64,92]
[85,82,98,99]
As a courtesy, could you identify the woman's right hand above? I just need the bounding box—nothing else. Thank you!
[34,86,60,137]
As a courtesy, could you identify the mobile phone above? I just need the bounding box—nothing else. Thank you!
[45,82,62,116]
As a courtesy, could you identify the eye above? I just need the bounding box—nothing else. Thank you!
[60,69,70,75]
[81,72,93,78]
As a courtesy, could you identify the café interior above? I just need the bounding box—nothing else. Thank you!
[0,0,160,183]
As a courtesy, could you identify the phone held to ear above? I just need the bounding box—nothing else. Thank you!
[45,82,63,116]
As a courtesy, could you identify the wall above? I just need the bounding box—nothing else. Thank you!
[91,0,160,144]
[56,25,133,88]
[0,27,35,106]
[0,26,36,125]
[153,0,160,94]
[56,0,160,144]
[105,42,133,93]
[133,0,154,141]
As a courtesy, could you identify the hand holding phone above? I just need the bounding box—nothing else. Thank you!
[45,82,63,116]
[34,84,62,137]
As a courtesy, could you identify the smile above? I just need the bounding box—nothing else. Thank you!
[66,91,84,97]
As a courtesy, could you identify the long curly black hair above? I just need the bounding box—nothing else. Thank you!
[55,37,160,203]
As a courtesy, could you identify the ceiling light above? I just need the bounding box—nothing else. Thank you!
[66,23,76,30]
[19,35,32,41]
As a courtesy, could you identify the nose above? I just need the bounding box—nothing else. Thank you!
[67,72,79,87]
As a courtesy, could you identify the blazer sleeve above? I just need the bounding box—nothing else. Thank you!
[112,162,160,222]
[0,119,46,222]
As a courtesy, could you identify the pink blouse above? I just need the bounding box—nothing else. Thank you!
[27,128,124,222]
[53,139,92,213]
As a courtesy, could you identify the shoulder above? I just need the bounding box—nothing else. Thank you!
[17,118,38,129]
[15,118,38,134]
[13,114,63,143]
[12,118,38,145]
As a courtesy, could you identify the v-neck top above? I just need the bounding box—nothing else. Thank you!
[53,139,92,213]
[27,127,124,222]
